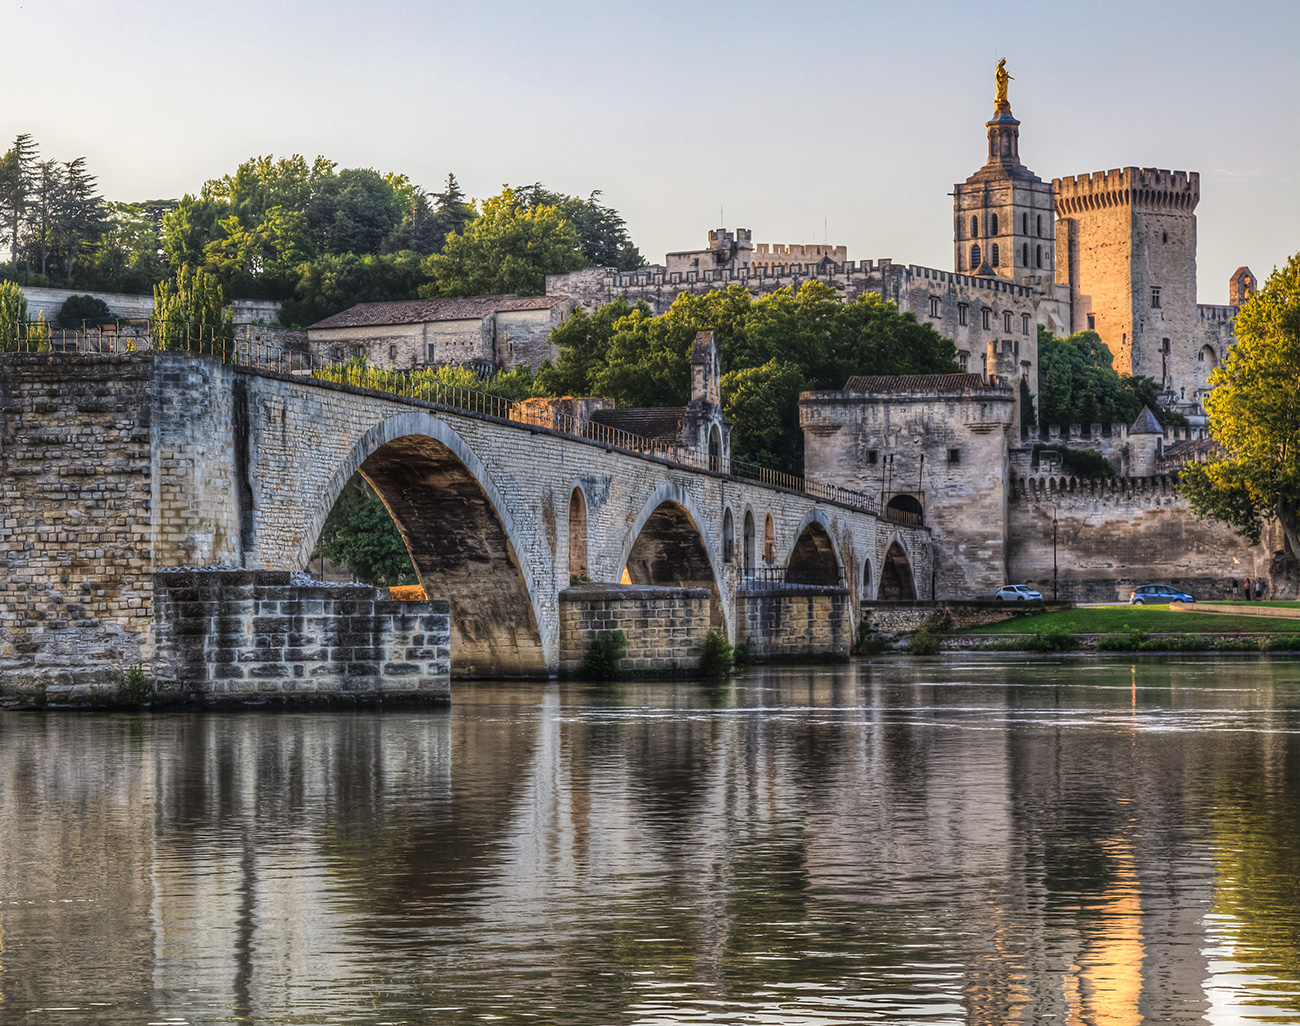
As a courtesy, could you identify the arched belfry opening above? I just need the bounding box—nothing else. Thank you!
[743,511,756,575]
[786,521,843,587]
[878,541,917,601]
[623,500,722,628]
[708,424,723,472]
[568,487,588,582]
[348,433,546,677]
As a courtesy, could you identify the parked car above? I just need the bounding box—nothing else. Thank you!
[994,584,1043,602]
[1129,585,1196,604]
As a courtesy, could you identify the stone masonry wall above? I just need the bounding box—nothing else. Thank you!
[152,569,450,703]
[557,584,712,675]
[860,600,1073,633]
[0,354,155,698]
[735,587,851,660]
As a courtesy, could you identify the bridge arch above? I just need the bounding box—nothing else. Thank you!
[784,509,847,589]
[878,534,918,601]
[303,411,547,677]
[616,483,728,632]
[568,484,589,582]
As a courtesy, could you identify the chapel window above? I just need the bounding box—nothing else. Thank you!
[958,303,968,326]
[1036,214,1043,237]
[982,308,991,330]
[971,215,978,237]
[1022,313,1031,335]
[1036,244,1043,269]
[991,213,999,235]
[970,244,981,269]
[1022,243,1029,267]
[991,243,1000,267]
[929,296,941,318]
[1022,212,1029,235]
[1151,286,1161,308]
[1003,311,1013,333]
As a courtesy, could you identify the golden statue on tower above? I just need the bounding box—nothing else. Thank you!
[995,58,1013,112]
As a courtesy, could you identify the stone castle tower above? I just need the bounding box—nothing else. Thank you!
[1054,168,1201,391]
[952,84,1057,281]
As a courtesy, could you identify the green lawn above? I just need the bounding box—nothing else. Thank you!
[1199,600,1300,609]
[962,604,1300,635]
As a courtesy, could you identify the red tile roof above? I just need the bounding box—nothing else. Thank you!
[843,373,995,393]
[308,295,564,330]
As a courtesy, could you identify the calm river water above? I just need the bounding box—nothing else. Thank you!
[2,657,1300,1025]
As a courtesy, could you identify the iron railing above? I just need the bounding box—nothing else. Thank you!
[741,566,847,591]
[2,326,895,517]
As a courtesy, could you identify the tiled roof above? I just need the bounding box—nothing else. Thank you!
[308,295,563,330]
[843,373,993,393]
[589,408,686,444]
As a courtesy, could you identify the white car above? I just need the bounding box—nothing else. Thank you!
[994,584,1043,602]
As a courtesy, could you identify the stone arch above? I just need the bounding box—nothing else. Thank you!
[708,424,723,472]
[568,485,589,581]
[303,411,546,677]
[763,513,775,563]
[722,507,735,564]
[618,484,726,631]
[863,558,873,596]
[784,509,846,588]
[1196,343,1219,390]
[878,539,918,601]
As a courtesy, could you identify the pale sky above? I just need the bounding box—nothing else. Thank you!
[3,0,1296,301]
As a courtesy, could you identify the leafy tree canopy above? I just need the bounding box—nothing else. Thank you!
[420,186,588,298]
[535,282,958,471]
[1036,325,1182,428]
[1179,254,1300,554]
[515,184,644,270]
[311,474,416,587]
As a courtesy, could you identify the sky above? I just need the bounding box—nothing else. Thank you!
[2,0,1296,301]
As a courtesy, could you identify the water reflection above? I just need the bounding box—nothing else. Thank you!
[1,657,1299,1023]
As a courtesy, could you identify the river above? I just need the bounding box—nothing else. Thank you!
[1,656,1298,1024]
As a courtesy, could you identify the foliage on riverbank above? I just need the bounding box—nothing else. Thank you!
[962,604,1300,636]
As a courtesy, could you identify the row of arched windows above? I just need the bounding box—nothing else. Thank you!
[969,242,1046,271]
[969,212,1046,238]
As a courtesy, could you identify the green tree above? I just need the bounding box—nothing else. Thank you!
[152,265,232,349]
[721,359,806,469]
[515,184,643,270]
[534,296,647,396]
[0,279,28,350]
[0,133,37,265]
[1036,325,1176,428]
[1179,255,1300,555]
[421,186,587,298]
[51,158,109,280]
[429,173,476,247]
[311,474,416,587]
[279,250,426,326]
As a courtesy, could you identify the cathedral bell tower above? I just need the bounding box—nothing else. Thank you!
[953,61,1056,283]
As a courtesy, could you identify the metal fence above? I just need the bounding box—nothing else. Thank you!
[741,566,847,591]
[2,326,891,516]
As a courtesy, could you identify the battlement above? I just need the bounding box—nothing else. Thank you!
[707,227,752,248]
[753,242,848,262]
[1198,304,1237,322]
[1053,167,1199,215]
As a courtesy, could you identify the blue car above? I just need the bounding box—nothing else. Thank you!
[1130,584,1196,604]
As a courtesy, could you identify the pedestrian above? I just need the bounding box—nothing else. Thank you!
[1230,577,1239,599]
[1244,577,1252,601]
[1256,579,1265,600]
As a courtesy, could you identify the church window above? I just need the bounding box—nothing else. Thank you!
[1151,286,1161,308]
[1036,215,1043,237]
[982,308,991,330]
[991,213,999,235]
[1036,244,1043,269]
[1003,311,1013,333]
[1022,313,1031,335]
[991,243,1000,267]
[1022,213,1029,235]
[958,303,968,326]
[1022,243,1029,267]
[929,296,941,318]
[970,243,981,268]
[971,215,978,237]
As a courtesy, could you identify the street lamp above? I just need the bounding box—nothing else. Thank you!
[1052,508,1058,602]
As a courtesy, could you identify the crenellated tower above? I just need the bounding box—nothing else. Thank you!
[1054,167,1200,389]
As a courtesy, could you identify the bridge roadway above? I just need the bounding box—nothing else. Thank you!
[1,349,933,678]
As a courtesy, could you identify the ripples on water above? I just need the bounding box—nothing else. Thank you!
[1,656,1299,1024]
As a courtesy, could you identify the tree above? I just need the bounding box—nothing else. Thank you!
[428,173,476,251]
[52,158,108,278]
[0,133,37,265]
[515,184,643,270]
[279,250,426,326]
[0,279,28,350]
[311,474,416,587]
[1179,255,1300,555]
[721,360,806,469]
[1036,325,1178,428]
[152,265,232,349]
[421,186,587,298]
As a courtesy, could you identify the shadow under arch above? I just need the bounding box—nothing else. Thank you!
[302,411,547,677]
[784,510,846,589]
[617,484,726,633]
[878,538,918,601]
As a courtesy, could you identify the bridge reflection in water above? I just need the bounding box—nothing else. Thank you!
[1,659,1298,1024]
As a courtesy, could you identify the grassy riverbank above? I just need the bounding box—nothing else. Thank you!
[962,604,1300,635]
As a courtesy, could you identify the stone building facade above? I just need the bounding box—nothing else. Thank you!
[306,295,574,373]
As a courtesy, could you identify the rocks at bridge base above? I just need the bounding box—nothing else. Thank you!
[151,569,449,706]
[558,584,713,676]
[734,586,852,662]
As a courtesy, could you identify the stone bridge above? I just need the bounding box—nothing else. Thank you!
[0,350,933,689]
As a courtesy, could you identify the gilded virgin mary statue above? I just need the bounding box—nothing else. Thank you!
[995,59,1013,112]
